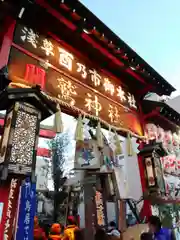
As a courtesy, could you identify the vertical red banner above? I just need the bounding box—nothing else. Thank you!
[0,17,16,69]
[0,183,9,240]
[138,153,152,219]
[0,178,21,240]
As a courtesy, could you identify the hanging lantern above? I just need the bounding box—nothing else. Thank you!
[127,132,133,156]
[139,141,167,195]
[96,122,103,148]
[163,131,173,153]
[145,123,157,142]
[53,104,63,133]
[75,115,84,141]
[144,157,156,187]
[172,132,179,156]
[156,126,165,143]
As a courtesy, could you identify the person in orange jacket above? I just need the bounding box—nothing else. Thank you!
[64,216,79,240]
[34,216,47,240]
[48,223,68,240]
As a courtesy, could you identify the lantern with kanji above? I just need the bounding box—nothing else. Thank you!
[139,141,167,195]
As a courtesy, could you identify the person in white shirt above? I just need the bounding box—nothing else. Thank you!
[107,221,121,238]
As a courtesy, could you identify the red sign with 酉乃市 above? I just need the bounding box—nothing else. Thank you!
[8,23,143,136]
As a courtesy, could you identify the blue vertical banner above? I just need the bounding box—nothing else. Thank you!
[15,178,36,240]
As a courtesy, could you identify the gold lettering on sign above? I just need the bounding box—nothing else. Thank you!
[85,93,102,116]
[108,105,121,124]
[18,25,139,111]
[76,63,87,79]
[95,191,105,226]
[41,39,54,56]
[21,27,39,48]
[89,69,101,86]
[117,86,126,102]
[58,48,74,71]
[57,77,77,105]
[103,78,115,95]
[127,93,137,109]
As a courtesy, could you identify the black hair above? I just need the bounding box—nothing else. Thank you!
[109,221,116,227]
[74,229,84,240]
[140,232,153,240]
[148,216,162,231]
[95,227,108,240]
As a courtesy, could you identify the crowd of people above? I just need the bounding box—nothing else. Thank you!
[33,215,176,240]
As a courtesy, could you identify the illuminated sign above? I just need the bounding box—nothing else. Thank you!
[95,191,105,227]
[8,24,143,136]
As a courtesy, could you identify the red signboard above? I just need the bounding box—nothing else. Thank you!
[0,178,20,240]
[8,23,143,136]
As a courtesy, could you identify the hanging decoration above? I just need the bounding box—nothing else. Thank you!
[114,131,122,155]
[53,104,63,133]
[145,123,180,177]
[157,126,165,143]
[127,132,134,156]
[40,90,146,139]
[163,131,173,154]
[82,117,91,139]
[145,123,157,142]
[96,122,104,148]
[7,82,146,140]
[145,123,180,155]
[75,115,84,141]
[172,133,180,156]
[74,139,101,169]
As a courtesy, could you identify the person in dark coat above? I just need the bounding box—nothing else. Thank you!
[140,232,153,240]
[148,216,176,240]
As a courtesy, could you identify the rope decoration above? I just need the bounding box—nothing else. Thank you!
[8,82,146,139]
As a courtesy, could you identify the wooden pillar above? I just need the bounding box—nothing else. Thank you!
[83,174,97,240]
[84,182,96,240]
[0,16,16,69]
[100,175,108,229]
[119,200,127,240]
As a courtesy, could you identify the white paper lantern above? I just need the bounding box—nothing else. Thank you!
[163,131,173,153]
[172,133,180,156]
[145,123,157,142]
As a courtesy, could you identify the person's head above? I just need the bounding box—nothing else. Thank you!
[67,216,76,226]
[148,216,161,233]
[34,216,39,227]
[140,232,153,240]
[50,223,61,234]
[109,221,116,230]
[95,227,108,240]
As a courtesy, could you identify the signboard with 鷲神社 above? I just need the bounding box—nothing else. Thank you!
[8,23,143,136]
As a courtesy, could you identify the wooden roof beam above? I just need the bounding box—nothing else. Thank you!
[143,109,160,120]
[136,85,155,98]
